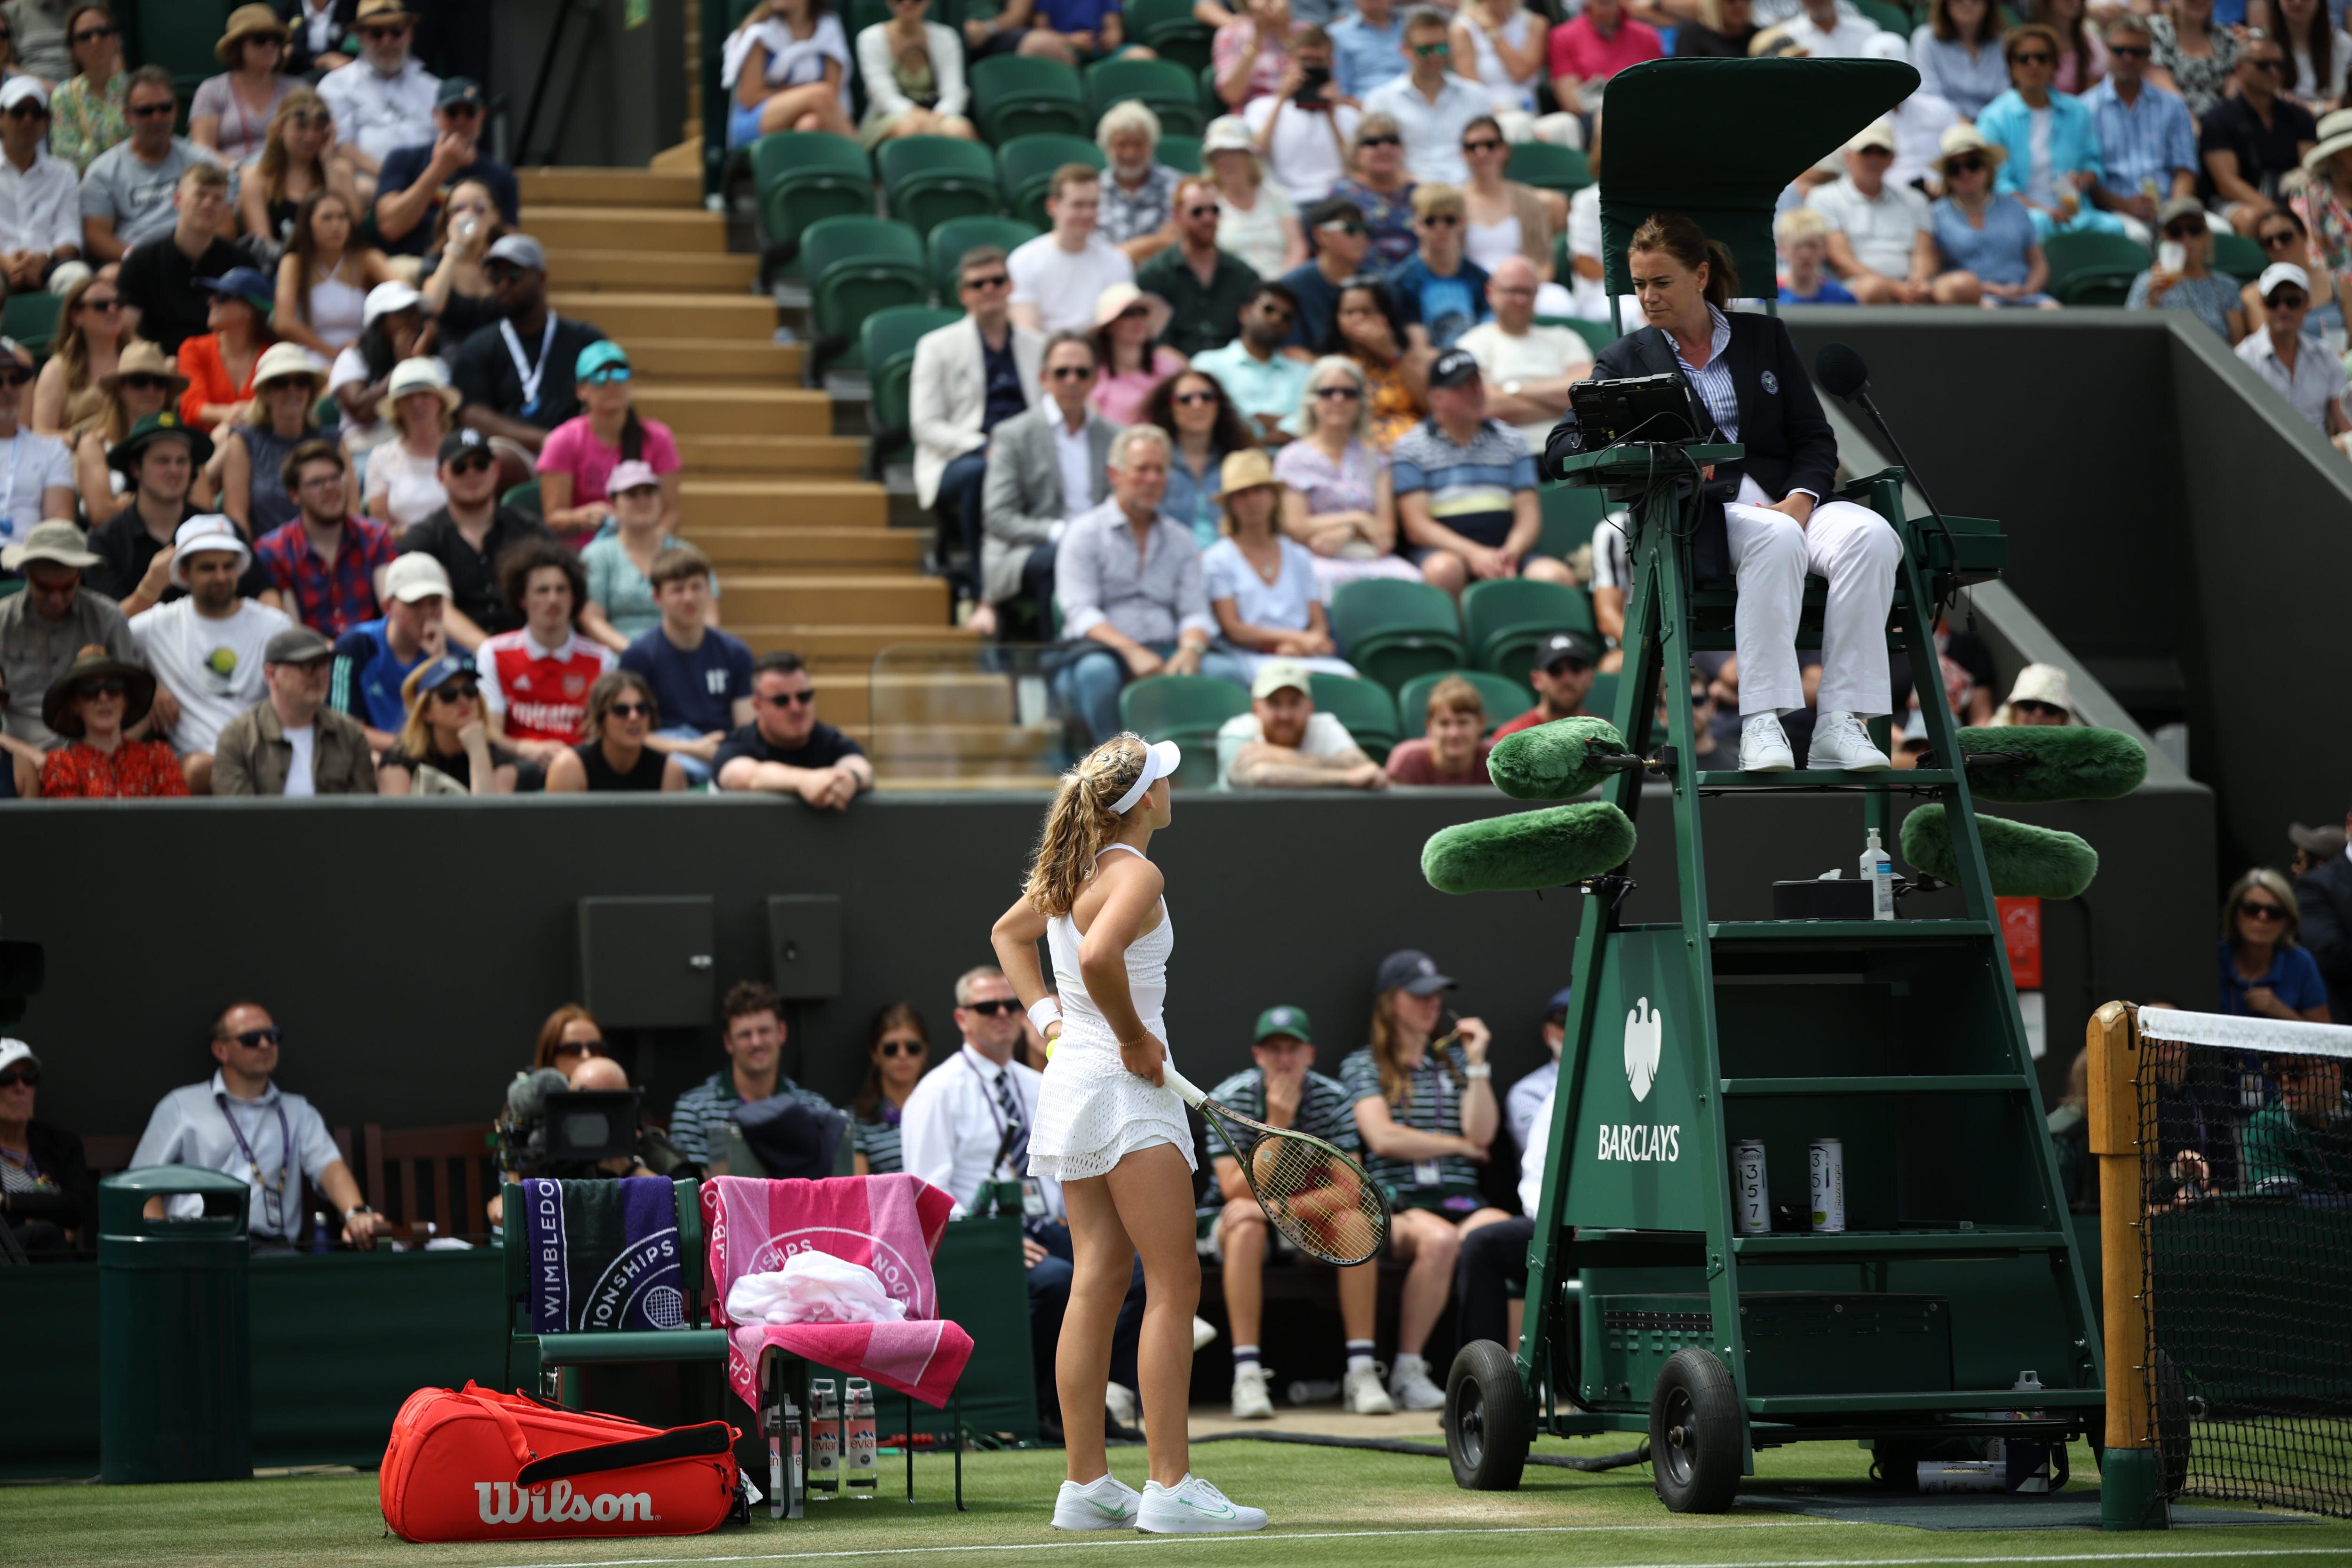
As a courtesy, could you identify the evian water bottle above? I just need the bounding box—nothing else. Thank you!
[809,1378,841,1500]
[845,1377,879,1498]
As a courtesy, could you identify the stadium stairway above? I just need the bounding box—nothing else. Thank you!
[517,168,1049,789]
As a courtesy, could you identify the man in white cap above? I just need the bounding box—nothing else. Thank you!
[2234,263,2349,438]
[1220,657,1386,789]
[0,78,85,296]
[327,280,423,422]
[328,552,450,751]
[0,520,134,748]
[449,233,608,452]
[1808,120,1936,304]
[1990,662,2076,727]
[128,515,295,794]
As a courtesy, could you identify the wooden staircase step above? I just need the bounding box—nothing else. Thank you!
[544,249,757,291]
[682,479,887,528]
[633,384,830,437]
[703,525,918,569]
[629,338,802,382]
[550,292,774,342]
[524,207,724,253]
[519,167,704,208]
[675,434,863,476]
[723,573,950,625]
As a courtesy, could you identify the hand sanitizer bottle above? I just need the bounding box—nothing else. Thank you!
[1862,828,1895,921]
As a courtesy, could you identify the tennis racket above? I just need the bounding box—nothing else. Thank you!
[1160,1063,1391,1267]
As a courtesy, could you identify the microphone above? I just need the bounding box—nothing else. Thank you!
[1811,343,1958,584]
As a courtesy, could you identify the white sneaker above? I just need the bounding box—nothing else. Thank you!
[1231,1363,1275,1420]
[1105,1382,1140,1428]
[1054,1473,1143,1530]
[1806,710,1892,772]
[1192,1315,1218,1353]
[1137,1474,1268,1534]
[1344,1363,1396,1414]
[1388,1353,1446,1411]
[1739,713,1795,772]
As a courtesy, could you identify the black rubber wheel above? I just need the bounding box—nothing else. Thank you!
[1649,1349,1743,1513]
[1445,1339,1531,1491]
[1870,1437,1927,1491]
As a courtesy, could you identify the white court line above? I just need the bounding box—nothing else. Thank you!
[483,1528,2344,1568]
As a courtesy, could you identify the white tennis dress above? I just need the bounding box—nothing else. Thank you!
[1027,844,1197,1184]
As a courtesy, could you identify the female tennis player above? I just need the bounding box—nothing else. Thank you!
[992,733,1270,1536]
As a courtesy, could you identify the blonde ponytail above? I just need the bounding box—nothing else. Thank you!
[1022,734,1149,917]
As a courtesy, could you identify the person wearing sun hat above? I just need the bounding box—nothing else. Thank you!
[2234,261,2349,436]
[1086,283,1184,426]
[536,338,681,541]
[221,340,331,537]
[0,519,135,749]
[191,4,300,167]
[363,355,460,528]
[1200,448,1354,683]
[1926,121,2057,309]
[89,412,255,618]
[36,641,186,798]
[317,0,442,184]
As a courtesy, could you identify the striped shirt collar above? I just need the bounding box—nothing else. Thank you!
[1664,306,1739,443]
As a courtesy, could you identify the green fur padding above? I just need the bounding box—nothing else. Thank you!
[1900,805,2099,900]
[1486,715,1628,801]
[1422,802,1638,894]
[1958,726,2146,804]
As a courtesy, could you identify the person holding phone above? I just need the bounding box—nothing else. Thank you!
[2126,194,2247,342]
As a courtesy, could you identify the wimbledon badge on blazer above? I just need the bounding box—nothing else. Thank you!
[1760,371,1779,394]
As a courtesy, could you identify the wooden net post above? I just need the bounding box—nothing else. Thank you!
[2087,999,2167,1530]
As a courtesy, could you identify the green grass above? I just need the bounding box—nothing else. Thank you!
[4,1439,2344,1568]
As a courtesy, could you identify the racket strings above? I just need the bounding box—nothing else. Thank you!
[1211,1107,1389,1266]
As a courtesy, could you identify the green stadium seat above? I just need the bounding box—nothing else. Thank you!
[970,55,1089,143]
[997,134,1105,229]
[1851,0,1914,36]
[1553,315,1621,360]
[1328,578,1464,693]
[1158,133,1202,174]
[1119,673,1250,788]
[2211,230,2267,283]
[801,216,931,373]
[501,480,543,517]
[134,0,237,102]
[850,0,894,31]
[1,292,62,358]
[2044,229,2150,306]
[862,305,962,475]
[1462,578,1594,678]
[1395,669,1535,738]
[1504,141,1590,194]
[1086,56,1206,137]
[1307,671,1400,762]
[1536,483,1609,562]
[930,215,1042,296]
[877,135,1001,239]
[1584,669,1620,729]
[752,132,874,270]
[1129,0,1214,73]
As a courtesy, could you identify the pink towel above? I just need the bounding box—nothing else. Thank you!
[702,1174,972,1410]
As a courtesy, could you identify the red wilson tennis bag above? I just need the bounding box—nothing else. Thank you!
[380,1383,741,1542]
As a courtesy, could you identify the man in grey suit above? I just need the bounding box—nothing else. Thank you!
[980,332,1119,638]
[912,245,1044,631]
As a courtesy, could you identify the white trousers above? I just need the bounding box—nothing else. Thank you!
[1722,474,1901,719]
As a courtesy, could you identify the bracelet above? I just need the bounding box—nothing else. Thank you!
[1026,996,1062,1034]
[1463,1063,1492,1080]
[342,1205,375,1222]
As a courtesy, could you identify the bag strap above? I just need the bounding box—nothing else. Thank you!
[514,1421,734,1488]
[461,1389,538,1466]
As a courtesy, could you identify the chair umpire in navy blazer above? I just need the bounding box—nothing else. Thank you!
[1539,212,1902,772]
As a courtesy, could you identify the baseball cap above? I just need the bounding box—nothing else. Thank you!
[576,340,630,382]
[263,625,333,665]
[2289,821,2349,858]
[167,514,251,587]
[436,76,482,111]
[2158,195,2207,229]
[1533,630,1597,672]
[1428,348,1482,390]
[1375,949,1454,997]
[1253,1005,1313,1044]
[605,459,661,497]
[384,552,453,604]
[413,654,478,695]
[438,426,492,465]
[1250,658,1313,700]
[2259,261,2312,299]
[362,279,423,326]
[0,1038,37,1075]
[1846,119,1897,154]
[0,77,49,112]
[486,233,546,272]
[1544,985,1574,1020]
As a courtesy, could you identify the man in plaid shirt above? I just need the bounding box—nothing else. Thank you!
[254,439,396,637]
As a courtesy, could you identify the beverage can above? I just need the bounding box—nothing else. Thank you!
[1733,1139,1770,1234]
[1809,1137,1845,1232]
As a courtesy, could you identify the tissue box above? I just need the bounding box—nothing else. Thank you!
[1772,878,1874,920]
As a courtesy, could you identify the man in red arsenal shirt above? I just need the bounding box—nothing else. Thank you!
[475,538,612,762]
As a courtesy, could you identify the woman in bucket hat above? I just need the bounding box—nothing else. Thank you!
[220,342,329,536]
[191,3,299,167]
[1927,123,2058,309]
[363,356,460,529]
[1200,448,1352,679]
[37,643,186,798]
[71,339,190,523]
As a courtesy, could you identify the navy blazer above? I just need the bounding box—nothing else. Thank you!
[1541,310,1838,582]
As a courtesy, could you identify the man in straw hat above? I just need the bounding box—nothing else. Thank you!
[0,519,133,748]
[317,0,440,195]
[128,515,296,795]
[88,412,259,617]
[35,641,185,796]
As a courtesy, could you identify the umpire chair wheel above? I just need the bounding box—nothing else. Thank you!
[1650,1348,1742,1513]
[1445,1340,1531,1490]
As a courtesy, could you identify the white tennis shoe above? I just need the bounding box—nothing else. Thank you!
[1388,1353,1446,1411]
[1137,1474,1268,1533]
[1344,1364,1395,1414]
[1053,1473,1142,1530]
[1806,710,1891,772]
[1193,1314,1219,1352]
[1231,1364,1275,1420]
[1740,713,1795,772]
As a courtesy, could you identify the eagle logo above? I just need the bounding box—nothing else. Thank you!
[1623,997,1663,1103]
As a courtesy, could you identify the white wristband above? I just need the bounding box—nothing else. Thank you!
[1463,1063,1492,1080]
[1027,997,1062,1034]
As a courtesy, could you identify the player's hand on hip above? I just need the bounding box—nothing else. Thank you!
[1120,1030,1167,1085]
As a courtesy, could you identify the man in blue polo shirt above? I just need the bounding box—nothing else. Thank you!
[370,77,520,258]
[1390,348,1573,597]
[328,551,451,749]
[618,543,754,786]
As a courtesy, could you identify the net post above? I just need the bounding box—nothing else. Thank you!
[2087,999,2167,1530]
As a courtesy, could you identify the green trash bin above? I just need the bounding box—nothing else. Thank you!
[99,1168,253,1484]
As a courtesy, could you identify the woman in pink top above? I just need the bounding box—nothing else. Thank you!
[1088,284,1186,427]
[535,339,683,545]
[1546,0,1663,116]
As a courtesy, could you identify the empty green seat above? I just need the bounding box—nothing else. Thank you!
[1128,0,1214,72]
[997,133,1105,229]
[1535,483,1610,563]
[1504,141,1590,194]
[863,305,962,474]
[1119,674,1250,788]
[930,215,1042,296]
[1852,0,1914,36]
[802,216,930,373]
[1306,672,1399,763]
[1,292,62,358]
[971,55,1089,143]
[1086,56,1205,136]
[878,136,1002,238]
[134,0,236,102]
[2211,230,2267,283]
[752,132,874,268]
[1462,577,1594,677]
[1157,133,1202,174]
[2043,230,2149,306]
[1328,578,1464,693]
[1395,669,1535,738]
[1536,312,1619,361]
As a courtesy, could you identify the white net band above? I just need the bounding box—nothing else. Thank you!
[2136,1004,2352,1061]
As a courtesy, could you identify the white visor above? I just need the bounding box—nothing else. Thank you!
[1110,740,1181,814]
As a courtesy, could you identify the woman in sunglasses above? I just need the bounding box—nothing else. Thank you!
[377,653,526,795]
[1319,276,1425,450]
[2219,869,2332,1022]
[1458,115,1559,280]
[48,3,126,176]
[1928,124,2057,308]
[532,1005,606,1074]
[1975,24,2130,240]
[537,339,682,543]
[0,1040,98,1257]
[2125,194,2247,343]
[1272,354,1421,593]
[72,338,188,522]
[1332,115,1419,268]
[851,1003,930,1176]
[36,644,187,799]
[1145,367,1256,549]
[239,88,358,266]
[2249,206,2338,330]
[2145,0,2239,119]
[191,4,299,167]
[1086,284,1185,427]
[546,668,688,793]
[32,271,128,436]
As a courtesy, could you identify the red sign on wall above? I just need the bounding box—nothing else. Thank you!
[1998,896,2043,990]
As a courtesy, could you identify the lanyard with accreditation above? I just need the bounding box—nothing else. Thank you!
[216,1090,295,1237]
[961,1053,1049,1219]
